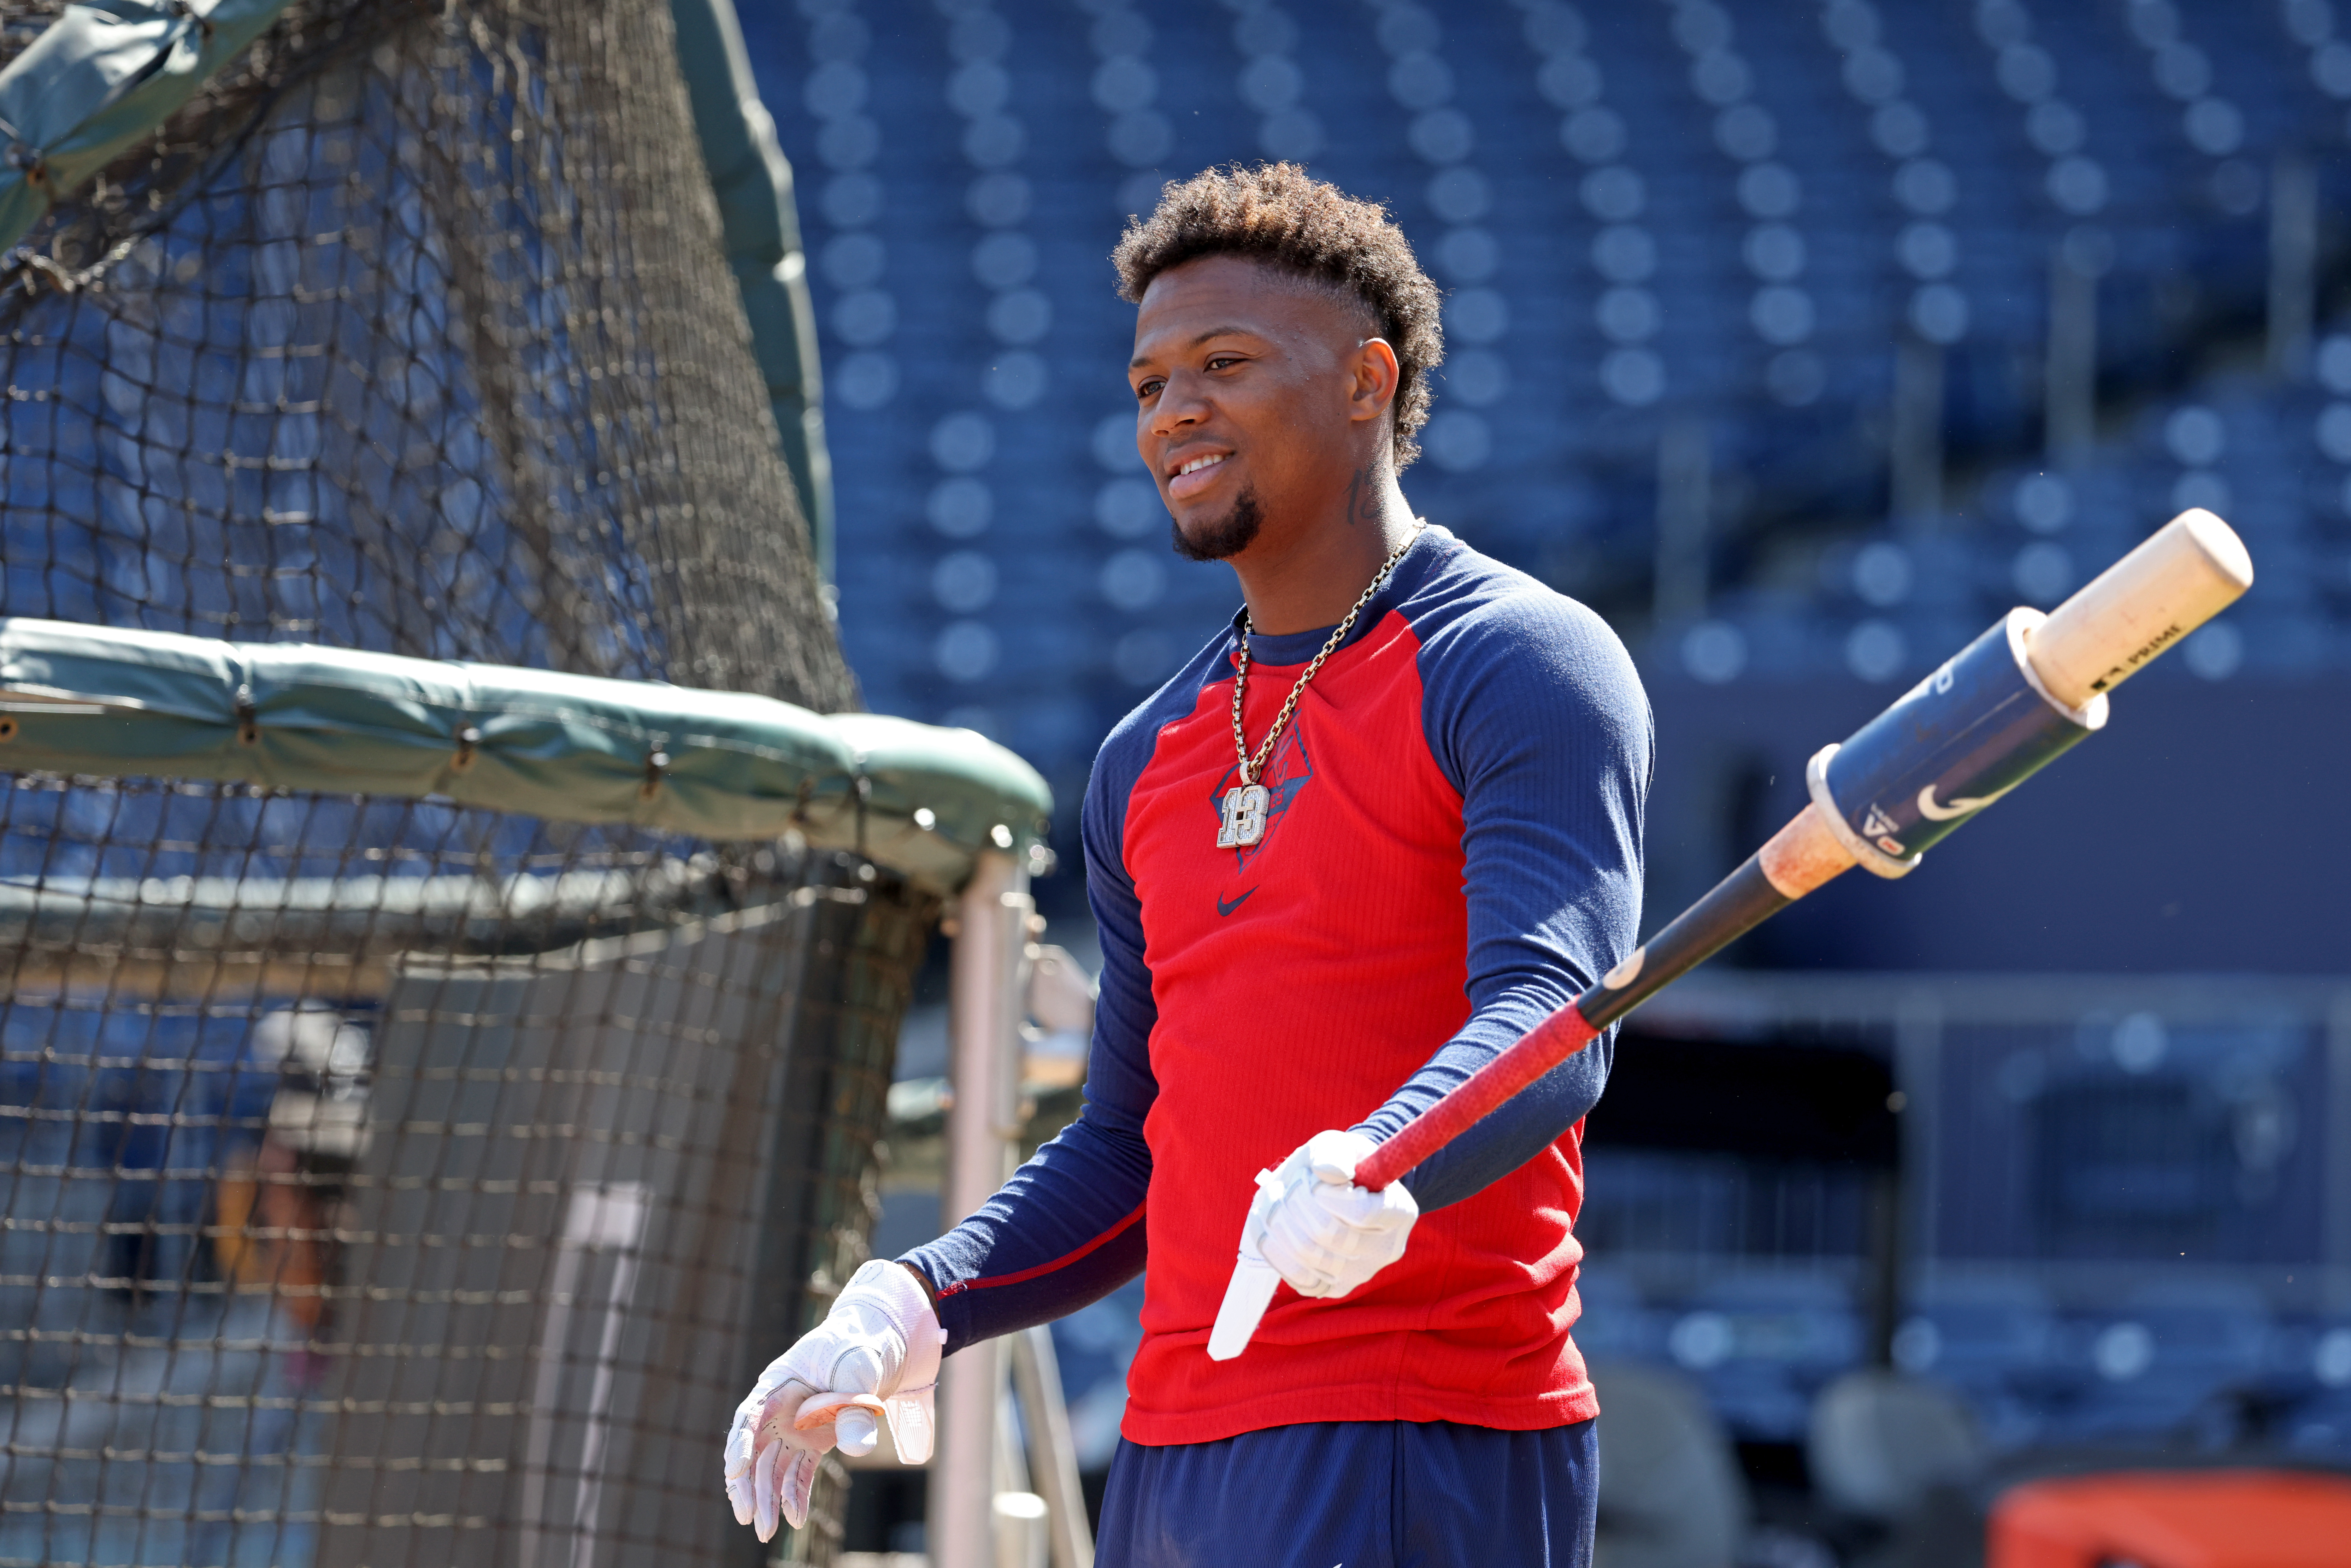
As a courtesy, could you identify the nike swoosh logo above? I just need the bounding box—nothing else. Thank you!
[1916,779,2020,821]
[1216,888,1257,917]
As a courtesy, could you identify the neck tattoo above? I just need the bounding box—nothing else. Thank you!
[1216,522,1425,849]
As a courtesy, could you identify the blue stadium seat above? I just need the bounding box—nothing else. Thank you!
[2258,1319,2351,1454]
[1661,1270,1864,1441]
[1892,1274,2063,1450]
[2041,1279,2276,1443]
[1564,1262,1670,1364]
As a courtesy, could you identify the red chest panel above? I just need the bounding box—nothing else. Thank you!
[1117,610,1593,1443]
[1126,608,1472,1147]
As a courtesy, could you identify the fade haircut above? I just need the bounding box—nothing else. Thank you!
[1112,163,1445,469]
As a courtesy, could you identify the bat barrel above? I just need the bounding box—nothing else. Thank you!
[1800,508,2252,880]
[1808,607,2103,879]
[2028,508,2253,708]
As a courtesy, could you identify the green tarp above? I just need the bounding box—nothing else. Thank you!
[0,0,299,255]
[668,0,835,576]
[0,618,1050,892]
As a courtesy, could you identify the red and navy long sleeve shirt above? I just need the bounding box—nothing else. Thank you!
[903,526,1652,1445]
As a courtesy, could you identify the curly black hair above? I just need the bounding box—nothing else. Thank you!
[1112,163,1445,469]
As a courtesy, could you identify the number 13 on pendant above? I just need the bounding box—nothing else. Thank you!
[1217,783,1270,848]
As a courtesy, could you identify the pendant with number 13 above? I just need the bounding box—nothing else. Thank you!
[1218,522,1425,851]
[1217,783,1270,848]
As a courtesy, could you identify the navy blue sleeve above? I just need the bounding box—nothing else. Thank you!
[1350,585,1652,1211]
[899,707,1167,1351]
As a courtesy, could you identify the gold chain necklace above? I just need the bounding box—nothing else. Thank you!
[1216,523,1424,849]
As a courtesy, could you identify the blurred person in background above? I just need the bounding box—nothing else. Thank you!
[212,1005,369,1380]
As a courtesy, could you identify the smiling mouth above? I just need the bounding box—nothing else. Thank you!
[1168,452,1229,499]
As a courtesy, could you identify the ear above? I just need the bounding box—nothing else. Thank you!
[1346,337,1402,427]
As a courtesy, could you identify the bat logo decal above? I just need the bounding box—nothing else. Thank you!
[1916,780,2020,821]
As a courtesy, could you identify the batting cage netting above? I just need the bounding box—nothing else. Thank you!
[0,3,1043,1565]
[0,0,848,706]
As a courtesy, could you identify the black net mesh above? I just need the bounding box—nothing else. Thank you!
[0,781,928,1566]
[0,3,904,1564]
[0,0,851,707]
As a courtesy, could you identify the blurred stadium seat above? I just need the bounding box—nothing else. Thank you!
[1571,1264,1673,1365]
[1589,1360,1751,1568]
[1894,1275,2065,1450]
[1666,1271,1867,1442]
[2283,1324,2351,1451]
[2043,1278,2277,1442]
[1807,1368,1985,1524]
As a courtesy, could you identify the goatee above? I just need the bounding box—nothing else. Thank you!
[1170,487,1264,563]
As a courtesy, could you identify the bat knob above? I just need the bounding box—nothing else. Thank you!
[1207,1254,1282,1362]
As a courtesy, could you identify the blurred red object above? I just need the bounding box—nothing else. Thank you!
[1989,1469,2351,1568]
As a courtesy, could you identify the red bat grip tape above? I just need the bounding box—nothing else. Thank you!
[1353,1003,1600,1191]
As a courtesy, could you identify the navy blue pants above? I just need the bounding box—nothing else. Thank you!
[1096,1418,1597,1568]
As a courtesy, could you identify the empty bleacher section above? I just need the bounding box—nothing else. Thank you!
[1595,975,2351,1469]
[747,0,2351,840]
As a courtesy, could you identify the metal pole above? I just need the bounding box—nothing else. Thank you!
[1890,335,1943,534]
[1010,1324,1097,1568]
[2327,992,2351,1316]
[1893,991,1942,1292]
[2045,228,2105,465]
[1865,1169,1903,1369]
[1653,416,1710,627]
[933,848,1031,1568]
[2270,152,2317,380]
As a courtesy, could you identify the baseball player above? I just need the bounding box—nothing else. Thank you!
[727,163,1651,1566]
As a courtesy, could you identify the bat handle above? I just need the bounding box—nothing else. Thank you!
[1354,811,1853,1197]
[1206,1253,1281,1362]
[1354,1005,1601,1190]
[1204,1006,1601,1362]
[1364,845,1817,1154]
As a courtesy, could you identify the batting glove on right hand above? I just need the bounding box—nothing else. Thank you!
[722,1259,943,1542]
[1246,1129,1419,1300]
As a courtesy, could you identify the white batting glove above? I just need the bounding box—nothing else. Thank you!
[722,1259,944,1542]
[1246,1129,1418,1300]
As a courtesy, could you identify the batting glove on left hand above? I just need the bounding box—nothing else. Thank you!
[1246,1129,1418,1300]
[722,1259,943,1542]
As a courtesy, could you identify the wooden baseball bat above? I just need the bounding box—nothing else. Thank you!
[1207,509,2253,1361]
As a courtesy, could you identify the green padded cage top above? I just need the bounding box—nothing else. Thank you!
[0,617,1050,897]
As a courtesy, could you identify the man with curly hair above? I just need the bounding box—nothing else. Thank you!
[728,163,1650,1566]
